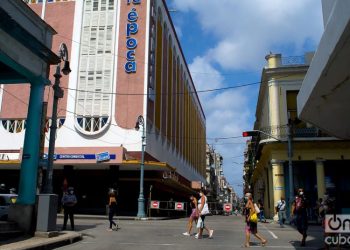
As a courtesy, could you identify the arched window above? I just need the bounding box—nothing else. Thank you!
[1,120,26,133]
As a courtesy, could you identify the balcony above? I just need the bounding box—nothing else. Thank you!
[246,125,334,162]
[258,125,331,141]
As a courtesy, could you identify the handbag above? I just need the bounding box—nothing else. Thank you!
[200,203,210,215]
[249,212,258,223]
[254,203,260,214]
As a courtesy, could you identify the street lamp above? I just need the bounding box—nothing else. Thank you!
[43,43,71,194]
[135,115,146,218]
[36,43,71,233]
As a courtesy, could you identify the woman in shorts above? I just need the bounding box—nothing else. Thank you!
[244,194,267,247]
[183,195,199,236]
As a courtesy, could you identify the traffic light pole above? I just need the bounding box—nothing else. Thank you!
[287,123,294,214]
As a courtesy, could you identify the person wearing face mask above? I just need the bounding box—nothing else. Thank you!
[195,189,214,239]
[62,187,77,231]
[292,188,308,247]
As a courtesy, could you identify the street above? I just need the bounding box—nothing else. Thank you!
[55,215,324,250]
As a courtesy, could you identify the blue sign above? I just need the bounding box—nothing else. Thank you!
[127,0,141,5]
[96,152,111,162]
[125,4,140,73]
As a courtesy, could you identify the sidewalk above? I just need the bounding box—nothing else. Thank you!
[0,214,180,250]
[0,231,82,250]
[56,213,176,221]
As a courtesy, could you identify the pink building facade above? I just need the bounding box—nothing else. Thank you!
[0,0,206,215]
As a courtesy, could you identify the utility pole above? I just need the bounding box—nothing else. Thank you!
[43,43,70,194]
[287,121,294,212]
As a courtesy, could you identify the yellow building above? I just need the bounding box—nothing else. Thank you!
[245,53,350,219]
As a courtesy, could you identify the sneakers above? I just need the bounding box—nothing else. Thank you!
[194,234,202,239]
[182,232,190,236]
[209,230,214,238]
[107,228,113,232]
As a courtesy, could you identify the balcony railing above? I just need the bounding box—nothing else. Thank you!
[258,125,331,141]
[281,56,305,66]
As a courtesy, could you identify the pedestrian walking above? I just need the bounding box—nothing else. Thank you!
[276,197,287,227]
[107,190,118,231]
[257,199,266,223]
[292,188,308,247]
[196,189,214,239]
[61,187,77,231]
[244,194,267,247]
[183,195,199,236]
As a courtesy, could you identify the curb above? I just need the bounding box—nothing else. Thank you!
[57,214,186,221]
[0,231,82,250]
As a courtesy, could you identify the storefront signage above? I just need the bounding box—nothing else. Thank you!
[125,0,141,73]
[96,151,111,162]
[43,153,116,161]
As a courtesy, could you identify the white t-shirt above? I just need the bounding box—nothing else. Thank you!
[277,200,286,211]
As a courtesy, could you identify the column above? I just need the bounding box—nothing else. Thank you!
[315,159,326,200]
[268,81,280,135]
[271,160,285,219]
[17,82,45,205]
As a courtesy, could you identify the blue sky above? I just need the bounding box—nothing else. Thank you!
[167,0,324,196]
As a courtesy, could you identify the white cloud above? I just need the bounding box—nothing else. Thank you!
[174,25,183,38]
[173,0,323,70]
[189,57,252,194]
[171,0,323,195]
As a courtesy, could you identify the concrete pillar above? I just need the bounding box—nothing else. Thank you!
[9,81,45,233]
[17,82,45,204]
[315,159,326,200]
[271,160,285,220]
[268,80,280,131]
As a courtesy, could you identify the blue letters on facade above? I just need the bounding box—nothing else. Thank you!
[125,5,140,73]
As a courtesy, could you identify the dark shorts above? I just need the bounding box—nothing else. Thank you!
[246,222,257,234]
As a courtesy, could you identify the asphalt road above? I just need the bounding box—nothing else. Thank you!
[55,215,325,250]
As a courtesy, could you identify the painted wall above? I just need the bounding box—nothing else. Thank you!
[0,0,206,183]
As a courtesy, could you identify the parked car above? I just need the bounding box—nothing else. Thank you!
[0,194,17,220]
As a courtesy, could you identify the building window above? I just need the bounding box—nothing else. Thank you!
[45,118,66,132]
[286,91,298,121]
[75,0,115,134]
[1,119,26,133]
[286,90,306,128]
[76,116,109,133]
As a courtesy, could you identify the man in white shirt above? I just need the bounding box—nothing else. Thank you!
[276,197,286,227]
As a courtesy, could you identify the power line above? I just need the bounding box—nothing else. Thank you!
[59,74,291,97]
[0,86,140,146]
[1,86,243,142]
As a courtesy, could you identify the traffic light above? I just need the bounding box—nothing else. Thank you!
[242,130,259,137]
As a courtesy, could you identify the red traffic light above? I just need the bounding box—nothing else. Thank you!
[242,131,259,137]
